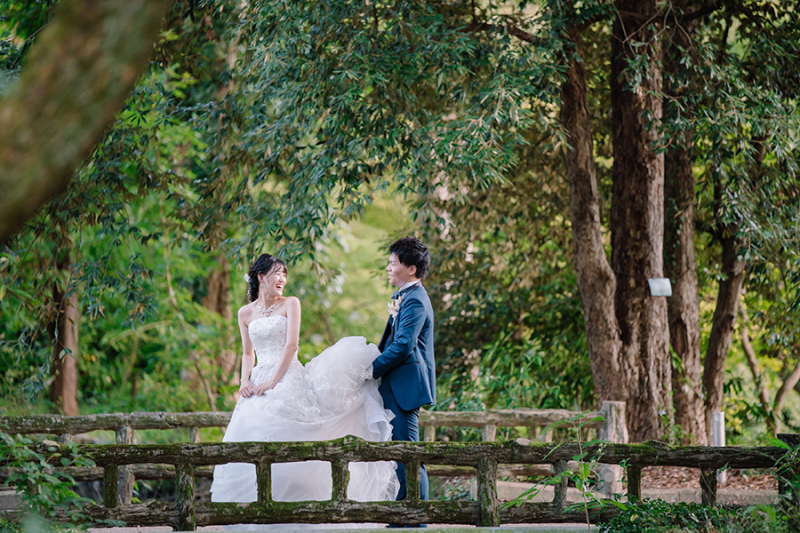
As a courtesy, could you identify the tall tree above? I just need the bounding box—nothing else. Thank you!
[663,1,705,444]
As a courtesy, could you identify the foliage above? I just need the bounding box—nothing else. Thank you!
[0,433,120,532]
[597,500,791,533]
[504,412,612,522]
[0,0,798,448]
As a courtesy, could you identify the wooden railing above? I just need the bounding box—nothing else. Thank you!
[0,402,630,501]
[0,436,795,529]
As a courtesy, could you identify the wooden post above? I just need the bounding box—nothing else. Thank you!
[176,463,196,531]
[405,460,421,503]
[116,425,135,504]
[331,459,350,502]
[256,462,272,503]
[700,465,717,507]
[482,424,497,442]
[189,427,201,443]
[103,465,118,509]
[598,401,628,496]
[477,455,500,527]
[552,460,568,511]
[423,425,435,442]
[627,465,642,502]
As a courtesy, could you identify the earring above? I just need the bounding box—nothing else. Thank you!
[260,282,266,289]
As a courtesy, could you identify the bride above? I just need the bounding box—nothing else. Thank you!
[210,254,399,504]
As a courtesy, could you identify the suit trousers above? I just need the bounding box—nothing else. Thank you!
[380,380,429,501]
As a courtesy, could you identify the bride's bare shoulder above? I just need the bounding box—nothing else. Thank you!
[238,302,256,322]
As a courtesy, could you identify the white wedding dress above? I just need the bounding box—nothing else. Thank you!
[210,315,399,506]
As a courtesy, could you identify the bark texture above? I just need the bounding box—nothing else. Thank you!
[702,232,746,438]
[610,0,671,441]
[201,253,238,385]
[559,28,624,409]
[663,3,705,445]
[49,253,80,416]
[0,0,174,245]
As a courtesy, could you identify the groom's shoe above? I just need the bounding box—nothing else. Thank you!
[385,525,427,529]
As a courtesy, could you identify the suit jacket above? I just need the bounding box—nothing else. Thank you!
[372,284,436,411]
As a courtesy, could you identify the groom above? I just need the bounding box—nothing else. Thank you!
[371,236,436,505]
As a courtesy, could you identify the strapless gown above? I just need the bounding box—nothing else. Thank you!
[210,315,399,503]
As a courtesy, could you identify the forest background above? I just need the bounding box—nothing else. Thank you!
[0,0,798,447]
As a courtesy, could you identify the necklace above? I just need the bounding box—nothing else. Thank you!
[256,300,278,318]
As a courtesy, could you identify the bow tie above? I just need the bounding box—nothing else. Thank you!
[392,287,411,300]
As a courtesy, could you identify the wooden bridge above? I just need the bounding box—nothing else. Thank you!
[1,405,797,529]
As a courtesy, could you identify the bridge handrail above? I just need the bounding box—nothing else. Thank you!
[0,402,630,503]
[0,436,795,530]
[0,408,605,436]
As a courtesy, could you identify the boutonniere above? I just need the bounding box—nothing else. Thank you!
[388,296,404,319]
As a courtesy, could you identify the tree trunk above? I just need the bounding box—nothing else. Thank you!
[560,28,624,409]
[201,253,238,400]
[663,2,705,445]
[50,252,80,416]
[0,0,174,245]
[702,231,746,439]
[702,142,763,441]
[611,0,671,441]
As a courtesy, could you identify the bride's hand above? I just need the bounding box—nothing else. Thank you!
[239,379,255,398]
[253,381,276,396]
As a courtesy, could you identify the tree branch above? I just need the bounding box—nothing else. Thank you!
[0,0,175,245]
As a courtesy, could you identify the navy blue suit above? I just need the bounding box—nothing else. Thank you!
[373,284,435,502]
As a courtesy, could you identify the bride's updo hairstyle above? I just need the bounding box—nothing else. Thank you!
[247,254,288,302]
[389,237,430,279]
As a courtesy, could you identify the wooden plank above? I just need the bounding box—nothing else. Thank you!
[477,455,499,527]
[256,462,272,503]
[1,462,552,485]
[0,464,214,484]
[1,499,619,527]
[21,439,783,471]
[419,409,603,429]
[700,465,717,507]
[428,464,553,478]
[103,465,118,508]
[331,459,349,502]
[0,412,232,434]
[405,460,421,503]
[551,460,568,510]
[627,465,642,502]
[175,463,195,531]
[116,425,135,505]
[1,409,604,436]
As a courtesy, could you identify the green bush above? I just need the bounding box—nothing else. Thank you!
[597,499,792,533]
[0,433,117,533]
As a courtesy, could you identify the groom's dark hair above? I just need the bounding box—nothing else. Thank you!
[390,237,430,280]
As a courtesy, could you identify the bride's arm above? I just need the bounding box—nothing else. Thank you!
[253,297,301,395]
[238,307,256,398]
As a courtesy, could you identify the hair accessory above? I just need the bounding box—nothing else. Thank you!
[244,274,251,283]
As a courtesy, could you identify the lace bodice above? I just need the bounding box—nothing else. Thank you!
[243,315,318,423]
[248,316,289,366]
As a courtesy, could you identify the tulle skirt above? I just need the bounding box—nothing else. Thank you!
[210,336,399,504]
